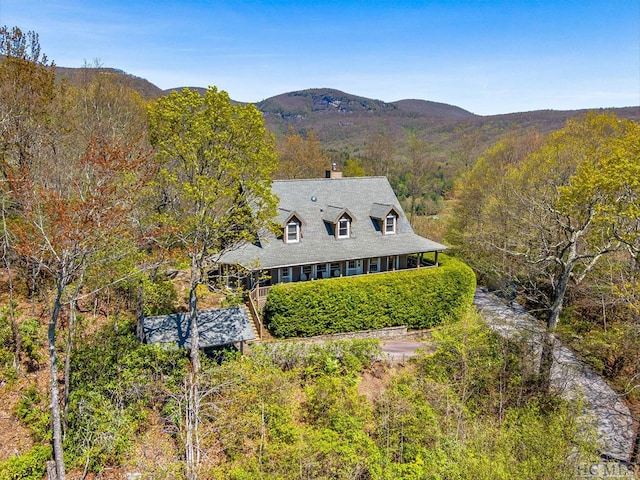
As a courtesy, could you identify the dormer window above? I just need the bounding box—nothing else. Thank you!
[370,203,401,236]
[322,206,354,240]
[338,217,350,239]
[280,211,305,244]
[385,214,397,234]
[286,221,300,243]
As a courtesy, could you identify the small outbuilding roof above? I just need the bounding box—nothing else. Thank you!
[143,306,255,349]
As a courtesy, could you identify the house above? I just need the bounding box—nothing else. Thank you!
[214,173,447,300]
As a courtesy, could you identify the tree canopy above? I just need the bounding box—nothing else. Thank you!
[147,86,278,479]
[275,126,328,179]
[449,113,639,329]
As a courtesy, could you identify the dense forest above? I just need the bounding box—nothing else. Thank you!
[0,25,638,479]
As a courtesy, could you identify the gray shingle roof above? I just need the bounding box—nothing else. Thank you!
[217,176,447,270]
[321,205,353,224]
[143,306,255,349]
[369,202,398,220]
[277,208,307,226]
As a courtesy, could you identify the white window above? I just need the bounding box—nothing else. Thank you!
[280,267,292,283]
[346,260,363,276]
[338,218,350,239]
[316,263,328,279]
[385,214,397,234]
[369,257,380,273]
[286,221,300,243]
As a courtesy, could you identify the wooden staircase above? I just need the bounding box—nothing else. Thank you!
[243,305,261,343]
[245,285,272,342]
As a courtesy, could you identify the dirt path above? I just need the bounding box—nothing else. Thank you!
[474,287,635,463]
[379,341,428,362]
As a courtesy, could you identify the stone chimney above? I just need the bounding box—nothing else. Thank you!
[325,162,342,179]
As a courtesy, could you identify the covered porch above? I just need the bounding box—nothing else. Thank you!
[246,250,440,304]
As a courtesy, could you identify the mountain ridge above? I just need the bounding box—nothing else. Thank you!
[53,65,640,166]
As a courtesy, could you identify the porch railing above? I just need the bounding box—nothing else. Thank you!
[250,285,272,310]
[247,285,272,340]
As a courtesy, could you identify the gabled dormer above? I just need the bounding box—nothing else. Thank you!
[322,206,355,239]
[370,203,401,235]
[278,209,306,244]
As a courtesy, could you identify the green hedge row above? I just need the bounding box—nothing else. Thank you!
[263,255,476,338]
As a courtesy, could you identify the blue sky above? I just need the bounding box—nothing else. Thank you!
[2,0,639,115]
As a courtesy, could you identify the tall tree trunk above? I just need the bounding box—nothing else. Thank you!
[185,256,201,480]
[136,282,144,341]
[48,282,66,480]
[547,265,572,330]
[63,301,77,432]
[1,203,20,375]
[185,370,200,480]
[538,332,555,394]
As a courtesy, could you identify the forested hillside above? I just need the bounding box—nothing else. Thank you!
[54,60,640,219]
[446,114,640,470]
[257,89,640,218]
[1,25,639,479]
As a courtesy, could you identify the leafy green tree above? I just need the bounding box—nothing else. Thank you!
[147,86,278,479]
[382,312,599,479]
[586,120,640,322]
[341,157,367,177]
[449,114,637,329]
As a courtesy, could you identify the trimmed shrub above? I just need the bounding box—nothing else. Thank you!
[264,255,476,337]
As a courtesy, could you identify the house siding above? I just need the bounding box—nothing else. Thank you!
[257,254,420,288]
